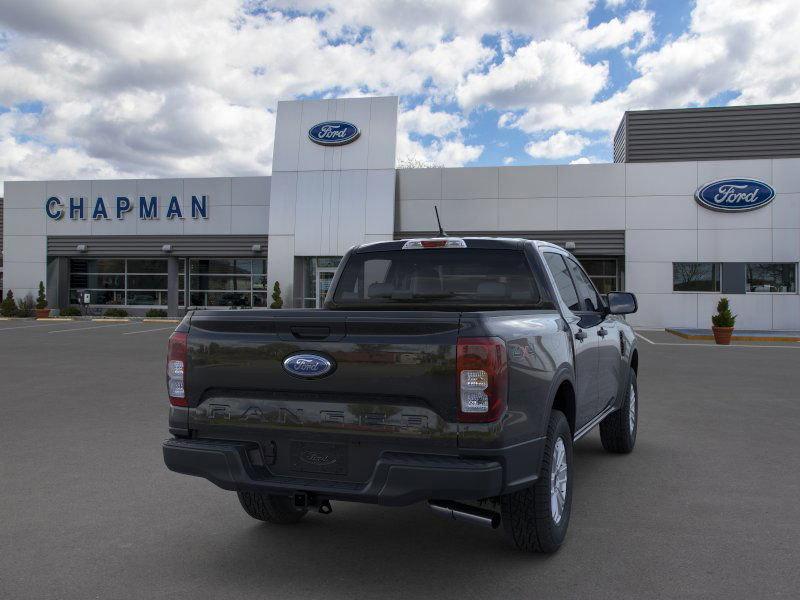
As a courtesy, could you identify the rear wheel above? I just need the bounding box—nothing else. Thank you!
[500,410,573,553]
[599,369,638,454]
[237,491,308,524]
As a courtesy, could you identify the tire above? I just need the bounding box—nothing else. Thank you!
[237,491,308,524]
[500,410,573,553]
[599,369,638,454]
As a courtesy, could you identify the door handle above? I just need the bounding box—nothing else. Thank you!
[598,327,608,338]
[574,329,587,341]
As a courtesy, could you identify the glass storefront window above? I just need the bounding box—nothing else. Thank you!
[581,259,618,294]
[187,258,270,308]
[673,263,721,292]
[746,263,797,293]
[190,259,253,274]
[69,258,184,307]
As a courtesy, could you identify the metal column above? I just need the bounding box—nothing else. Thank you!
[167,256,179,318]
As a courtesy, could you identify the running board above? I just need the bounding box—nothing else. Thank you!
[573,405,617,441]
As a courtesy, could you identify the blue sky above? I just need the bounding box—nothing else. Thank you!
[0,0,798,189]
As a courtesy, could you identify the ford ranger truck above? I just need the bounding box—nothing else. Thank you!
[163,238,639,553]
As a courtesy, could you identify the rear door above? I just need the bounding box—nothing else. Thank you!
[543,252,601,429]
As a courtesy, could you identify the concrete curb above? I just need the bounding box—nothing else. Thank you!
[36,317,75,321]
[665,328,800,343]
[142,318,180,323]
[91,318,131,323]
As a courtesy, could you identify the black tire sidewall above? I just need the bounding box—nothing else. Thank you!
[539,412,573,546]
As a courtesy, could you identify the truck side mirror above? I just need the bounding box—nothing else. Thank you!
[607,292,637,315]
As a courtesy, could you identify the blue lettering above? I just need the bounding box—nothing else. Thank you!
[139,196,158,219]
[191,195,208,219]
[69,197,85,220]
[45,197,64,220]
[116,196,132,219]
[92,197,109,220]
[166,196,183,219]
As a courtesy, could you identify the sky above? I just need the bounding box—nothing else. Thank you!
[0,0,799,194]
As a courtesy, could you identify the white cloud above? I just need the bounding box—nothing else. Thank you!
[525,130,589,159]
[396,132,483,167]
[503,156,515,165]
[458,40,608,110]
[572,10,653,52]
[569,157,592,164]
[398,104,466,138]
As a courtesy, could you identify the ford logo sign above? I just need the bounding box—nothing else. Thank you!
[308,121,360,146]
[283,353,335,378]
[695,179,775,212]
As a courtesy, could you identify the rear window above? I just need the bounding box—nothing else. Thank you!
[331,249,552,310]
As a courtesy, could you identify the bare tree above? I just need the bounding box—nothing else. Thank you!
[396,155,444,169]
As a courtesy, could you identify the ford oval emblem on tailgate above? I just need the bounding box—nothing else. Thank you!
[283,353,334,378]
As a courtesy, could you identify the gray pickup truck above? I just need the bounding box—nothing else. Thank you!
[163,237,639,553]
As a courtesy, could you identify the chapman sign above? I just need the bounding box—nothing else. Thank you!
[308,121,360,146]
[695,179,775,212]
[45,195,209,221]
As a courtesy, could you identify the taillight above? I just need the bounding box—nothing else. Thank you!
[457,337,508,423]
[167,331,188,407]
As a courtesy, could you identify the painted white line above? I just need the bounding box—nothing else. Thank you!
[634,332,656,345]
[123,326,176,335]
[0,322,83,332]
[47,322,136,334]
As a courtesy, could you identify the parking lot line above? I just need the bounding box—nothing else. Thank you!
[0,322,81,332]
[122,326,176,335]
[47,322,137,334]
[634,332,656,345]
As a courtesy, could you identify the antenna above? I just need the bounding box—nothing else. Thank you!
[434,205,447,237]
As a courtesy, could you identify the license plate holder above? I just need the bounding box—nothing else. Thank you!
[290,441,347,475]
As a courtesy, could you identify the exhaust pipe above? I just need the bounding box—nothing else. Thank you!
[429,500,501,529]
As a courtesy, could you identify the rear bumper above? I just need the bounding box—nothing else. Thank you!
[163,437,538,506]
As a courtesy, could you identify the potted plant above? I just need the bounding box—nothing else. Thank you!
[35,281,51,318]
[270,281,283,309]
[711,297,736,345]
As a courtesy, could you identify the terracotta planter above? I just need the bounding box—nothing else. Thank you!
[712,326,734,345]
[35,308,51,318]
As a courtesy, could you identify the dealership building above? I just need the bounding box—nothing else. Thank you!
[2,97,799,330]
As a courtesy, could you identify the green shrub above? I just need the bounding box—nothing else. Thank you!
[61,307,82,317]
[104,308,129,318]
[1,290,17,317]
[711,297,736,328]
[145,309,168,318]
[16,293,36,317]
[270,281,283,309]
[36,281,47,310]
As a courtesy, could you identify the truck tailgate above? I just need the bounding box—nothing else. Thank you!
[185,310,460,484]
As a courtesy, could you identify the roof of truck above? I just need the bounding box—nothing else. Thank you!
[353,237,542,253]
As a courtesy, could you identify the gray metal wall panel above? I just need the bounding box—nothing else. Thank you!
[721,262,746,294]
[47,235,268,257]
[393,230,624,256]
[614,103,800,162]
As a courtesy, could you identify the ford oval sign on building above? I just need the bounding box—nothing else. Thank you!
[695,179,775,212]
[308,121,360,146]
[283,353,335,378]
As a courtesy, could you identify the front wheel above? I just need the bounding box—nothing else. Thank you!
[500,410,573,553]
[599,369,638,453]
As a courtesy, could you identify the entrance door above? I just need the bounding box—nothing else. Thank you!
[316,268,337,307]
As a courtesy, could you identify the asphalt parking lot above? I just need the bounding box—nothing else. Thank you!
[1,320,799,599]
